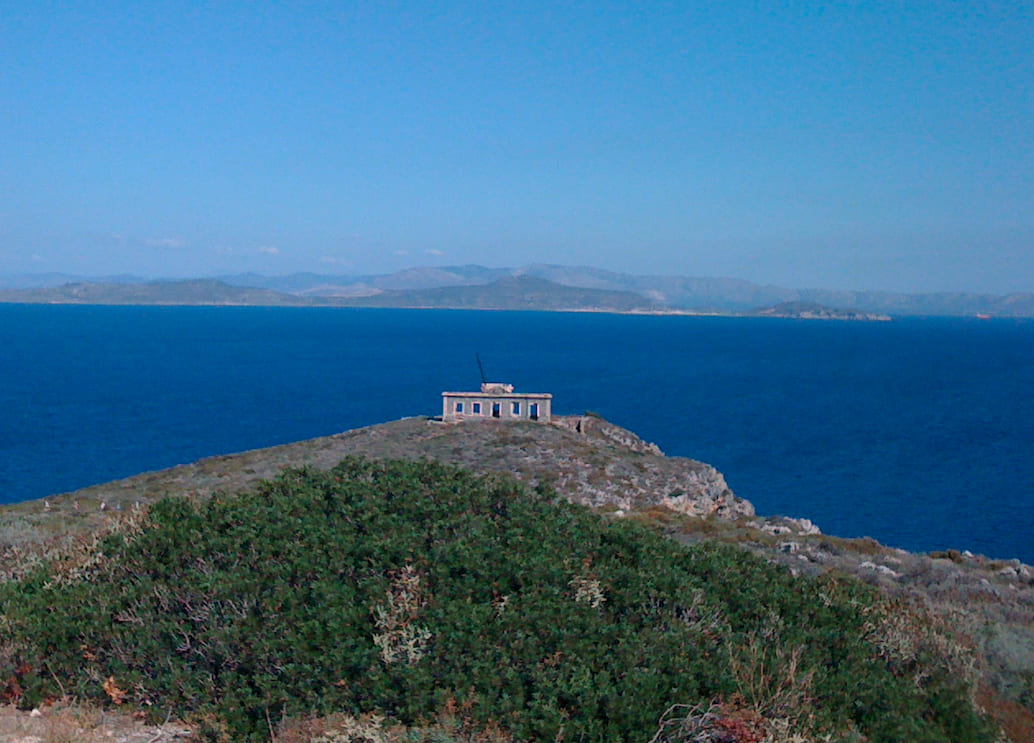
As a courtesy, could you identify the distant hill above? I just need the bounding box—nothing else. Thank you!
[0,279,309,306]
[0,275,658,312]
[3,265,1033,316]
[217,265,512,297]
[330,274,659,311]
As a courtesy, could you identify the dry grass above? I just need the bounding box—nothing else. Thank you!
[0,701,192,742]
[728,635,816,727]
[647,700,826,743]
[274,706,517,743]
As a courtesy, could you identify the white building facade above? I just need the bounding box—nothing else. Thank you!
[442,383,552,423]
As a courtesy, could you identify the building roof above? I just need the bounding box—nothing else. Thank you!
[442,391,552,399]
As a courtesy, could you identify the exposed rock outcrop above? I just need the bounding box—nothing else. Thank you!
[759,515,821,536]
[544,415,748,517]
[553,414,663,455]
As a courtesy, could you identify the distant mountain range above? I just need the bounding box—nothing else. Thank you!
[0,275,656,313]
[2,264,1032,316]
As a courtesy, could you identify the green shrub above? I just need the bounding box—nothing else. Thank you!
[0,458,994,742]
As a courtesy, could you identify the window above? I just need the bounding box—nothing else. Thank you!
[530,403,539,420]
[455,401,464,413]
[492,402,501,418]
[512,401,521,416]
[472,402,481,415]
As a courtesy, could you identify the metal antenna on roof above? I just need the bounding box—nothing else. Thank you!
[476,354,487,386]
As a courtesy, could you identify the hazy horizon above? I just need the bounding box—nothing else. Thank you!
[2,2,1031,294]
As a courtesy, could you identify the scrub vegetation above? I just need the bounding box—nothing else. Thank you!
[0,459,994,742]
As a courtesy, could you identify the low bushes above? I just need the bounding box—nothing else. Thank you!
[1,458,994,741]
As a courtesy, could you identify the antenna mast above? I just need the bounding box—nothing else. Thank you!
[476,354,488,386]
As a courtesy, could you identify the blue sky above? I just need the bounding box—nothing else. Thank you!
[1,1,1031,292]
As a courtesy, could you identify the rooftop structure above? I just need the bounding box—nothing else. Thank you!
[442,382,552,423]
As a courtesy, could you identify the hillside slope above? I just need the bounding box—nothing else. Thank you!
[1,459,996,742]
[1,414,1031,740]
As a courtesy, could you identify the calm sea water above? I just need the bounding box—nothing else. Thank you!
[1,305,1032,563]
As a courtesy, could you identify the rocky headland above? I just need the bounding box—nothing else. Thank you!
[1,414,1032,741]
[0,415,751,538]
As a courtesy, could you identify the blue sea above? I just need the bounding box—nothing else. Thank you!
[1,305,1032,563]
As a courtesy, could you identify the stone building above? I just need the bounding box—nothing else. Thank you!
[442,383,552,423]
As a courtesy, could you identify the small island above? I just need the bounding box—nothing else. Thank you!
[751,301,892,321]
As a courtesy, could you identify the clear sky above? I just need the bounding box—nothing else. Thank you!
[1,1,1031,292]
